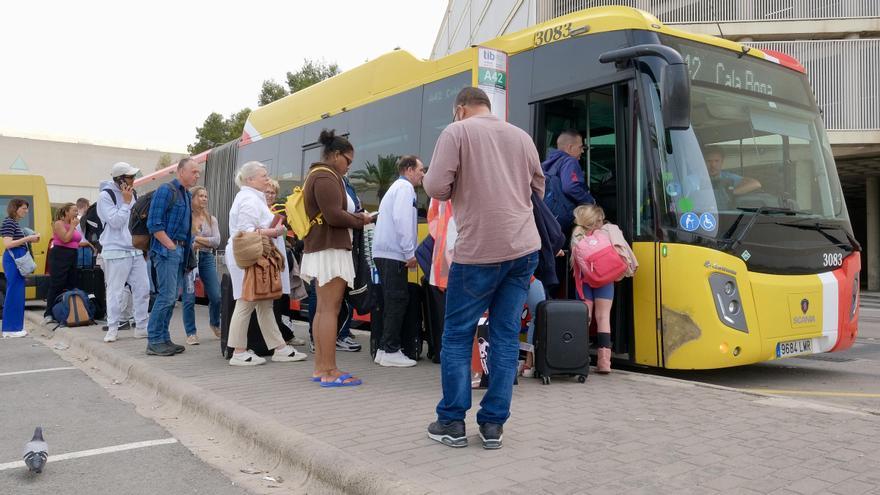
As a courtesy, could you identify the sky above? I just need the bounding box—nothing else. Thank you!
[1,0,449,153]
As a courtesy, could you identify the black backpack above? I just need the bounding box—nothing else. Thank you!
[80,188,137,253]
[129,184,178,253]
[347,226,379,314]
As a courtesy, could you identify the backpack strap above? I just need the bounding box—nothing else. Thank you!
[102,188,117,205]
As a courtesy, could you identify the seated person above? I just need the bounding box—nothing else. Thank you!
[704,148,761,196]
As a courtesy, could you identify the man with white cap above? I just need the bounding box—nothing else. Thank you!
[97,162,150,344]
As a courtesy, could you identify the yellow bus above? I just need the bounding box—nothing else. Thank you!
[197,6,858,369]
[0,174,53,309]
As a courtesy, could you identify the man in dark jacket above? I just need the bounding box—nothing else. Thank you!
[541,129,595,232]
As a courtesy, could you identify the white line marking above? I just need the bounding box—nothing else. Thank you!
[0,438,178,471]
[0,367,76,377]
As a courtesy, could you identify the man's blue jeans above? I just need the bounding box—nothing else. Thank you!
[148,248,184,344]
[182,251,221,336]
[436,251,539,426]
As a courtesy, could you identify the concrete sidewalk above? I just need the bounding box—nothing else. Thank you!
[26,306,880,495]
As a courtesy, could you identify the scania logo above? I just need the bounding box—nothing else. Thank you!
[801,298,809,314]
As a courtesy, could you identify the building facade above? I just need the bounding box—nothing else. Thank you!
[432,0,880,289]
[0,134,184,205]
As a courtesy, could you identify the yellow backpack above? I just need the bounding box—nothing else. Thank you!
[285,166,337,239]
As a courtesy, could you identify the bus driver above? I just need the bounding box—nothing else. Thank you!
[704,147,762,196]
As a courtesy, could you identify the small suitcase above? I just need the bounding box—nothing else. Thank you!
[533,300,590,384]
[422,280,446,363]
[75,261,106,321]
[220,273,294,359]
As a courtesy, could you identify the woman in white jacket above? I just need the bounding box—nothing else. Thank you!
[224,161,306,366]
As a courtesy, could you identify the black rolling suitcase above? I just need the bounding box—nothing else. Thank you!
[75,257,106,320]
[220,273,294,359]
[533,300,590,384]
[370,282,424,361]
[422,281,446,363]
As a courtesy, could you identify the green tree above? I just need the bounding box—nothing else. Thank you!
[258,79,289,106]
[350,154,399,199]
[188,108,252,154]
[286,59,340,93]
[155,153,174,171]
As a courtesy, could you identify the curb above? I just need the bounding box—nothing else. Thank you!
[25,312,428,495]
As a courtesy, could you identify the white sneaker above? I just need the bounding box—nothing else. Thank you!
[42,315,55,325]
[272,345,307,362]
[378,350,416,368]
[103,328,118,343]
[229,350,266,366]
[133,327,148,339]
[374,349,385,364]
[287,336,307,346]
[2,330,28,338]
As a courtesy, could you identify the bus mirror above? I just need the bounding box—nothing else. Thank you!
[661,62,691,130]
[599,44,691,130]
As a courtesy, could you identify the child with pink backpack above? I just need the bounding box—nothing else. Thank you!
[570,204,637,373]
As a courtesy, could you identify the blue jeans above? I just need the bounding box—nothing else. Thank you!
[436,251,539,426]
[148,247,184,344]
[182,251,221,335]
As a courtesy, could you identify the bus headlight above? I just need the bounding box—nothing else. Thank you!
[851,275,859,320]
[709,273,748,333]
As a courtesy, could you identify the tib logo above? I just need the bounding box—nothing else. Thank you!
[801,298,809,314]
[482,51,496,62]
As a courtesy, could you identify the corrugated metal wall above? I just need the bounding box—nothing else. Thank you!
[204,139,240,250]
[748,39,880,131]
[538,0,880,23]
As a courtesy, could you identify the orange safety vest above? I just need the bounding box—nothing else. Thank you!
[427,199,456,290]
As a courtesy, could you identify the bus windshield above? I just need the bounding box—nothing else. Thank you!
[649,38,848,239]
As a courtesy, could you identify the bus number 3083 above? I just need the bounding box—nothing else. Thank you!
[534,23,572,46]
[823,252,843,267]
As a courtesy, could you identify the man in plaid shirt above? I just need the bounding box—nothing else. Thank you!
[145,157,200,356]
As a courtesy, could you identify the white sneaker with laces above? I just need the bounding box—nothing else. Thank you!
[379,350,417,368]
[374,349,385,364]
[2,330,28,338]
[272,345,307,362]
[229,350,266,366]
[133,327,148,339]
[103,328,118,343]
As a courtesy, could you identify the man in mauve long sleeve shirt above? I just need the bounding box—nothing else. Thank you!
[423,87,543,451]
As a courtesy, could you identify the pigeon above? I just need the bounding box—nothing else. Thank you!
[23,427,48,473]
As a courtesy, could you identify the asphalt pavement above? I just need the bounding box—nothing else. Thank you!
[0,336,250,495]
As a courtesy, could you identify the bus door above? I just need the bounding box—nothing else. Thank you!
[534,83,638,362]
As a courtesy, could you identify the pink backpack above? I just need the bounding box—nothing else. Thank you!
[572,229,628,296]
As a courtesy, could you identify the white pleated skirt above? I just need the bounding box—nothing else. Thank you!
[300,248,354,288]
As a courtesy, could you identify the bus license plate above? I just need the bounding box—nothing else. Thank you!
[776,339,812,358]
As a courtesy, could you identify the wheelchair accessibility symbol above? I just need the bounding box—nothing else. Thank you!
[680,212,699,232]
[699,213,717,233]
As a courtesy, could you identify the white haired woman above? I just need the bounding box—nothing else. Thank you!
[224,161,307,366]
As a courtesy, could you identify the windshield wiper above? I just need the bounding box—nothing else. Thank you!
[777,221,861,251]
[719,206,801,251]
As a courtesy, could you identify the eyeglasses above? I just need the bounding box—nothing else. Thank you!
[340,153,352,166]
[452,105,463,122]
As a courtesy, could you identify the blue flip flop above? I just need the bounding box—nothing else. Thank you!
[311,376,321,382]
[320,373,362,388]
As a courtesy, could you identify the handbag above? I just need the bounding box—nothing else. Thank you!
[186,246,198,272]
[13,248,36,277]
[241,244,284,302]
[232,231,263,269]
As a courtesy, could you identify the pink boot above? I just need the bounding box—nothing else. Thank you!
[597,348,611,374]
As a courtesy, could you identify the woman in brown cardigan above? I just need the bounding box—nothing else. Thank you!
[300,129,371,387]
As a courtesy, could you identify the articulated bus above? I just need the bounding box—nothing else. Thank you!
[172,6,860,369]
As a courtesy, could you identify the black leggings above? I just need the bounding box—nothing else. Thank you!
[45,247,78,317]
